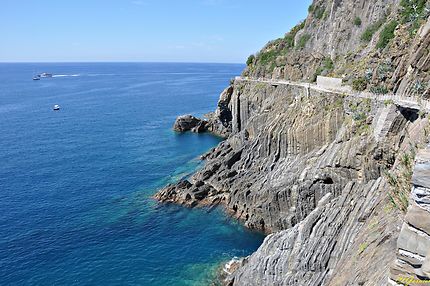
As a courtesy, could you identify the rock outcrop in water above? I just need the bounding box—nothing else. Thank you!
[173,114,206,133]
[173,86,234,137]
[157,0,430,284]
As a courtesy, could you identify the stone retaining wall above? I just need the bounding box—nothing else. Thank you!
[316,76,343,90]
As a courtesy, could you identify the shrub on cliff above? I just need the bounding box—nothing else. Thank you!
[370,85,389,94]
[297,34,311,49]
[258,50,277,66]
[312,5,326,20]
[284,22,305,49]
[247,55,255,66]
[376,20,398,49]
[400,0,429,34]
[354,17,362,26]
[361,18,386,42]
[400,0,428,23]
[352,77,367,91]
[312,57,335,82]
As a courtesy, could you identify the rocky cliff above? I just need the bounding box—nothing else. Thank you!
[155,0,430,285]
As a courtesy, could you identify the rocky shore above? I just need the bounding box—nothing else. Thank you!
[155,0,430,284]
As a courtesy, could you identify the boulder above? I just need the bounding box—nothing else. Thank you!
[173,114,205,132]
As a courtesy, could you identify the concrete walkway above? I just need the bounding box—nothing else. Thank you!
[235,76,430,112]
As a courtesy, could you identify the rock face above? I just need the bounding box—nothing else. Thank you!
[173,114,205,133]
[172,86,234,137]
[390,146,430,284]
[156,0,430,284]
[245,0,430,98]
[156,78,429,285]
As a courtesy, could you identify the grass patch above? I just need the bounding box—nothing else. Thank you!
[384,151,416,213]
[352,77,367,91]
[400,0,428,34]
[354,17,362,26]
[284,22,305,49]
[258,50,277,66]
[361,18,386,42]
[358,242,369,255]
[370,85,389,94]
[384,99,394,106]
[312,57,334,81]
[349,99,372,135]
[297,34,311,49]
[314,5,325,19]
[376,20,398,49]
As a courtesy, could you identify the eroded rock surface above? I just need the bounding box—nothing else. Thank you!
[390,146,430,284]
[173,115,205,133]
[157,0,430,284]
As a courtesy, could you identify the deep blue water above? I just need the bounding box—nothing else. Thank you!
[0,63,264,285]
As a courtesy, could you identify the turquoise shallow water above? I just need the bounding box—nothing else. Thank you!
[0,63,264,285]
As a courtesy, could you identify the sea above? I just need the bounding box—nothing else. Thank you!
[0,63,264,285]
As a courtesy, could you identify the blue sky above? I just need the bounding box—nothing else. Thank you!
[0,0,311,63]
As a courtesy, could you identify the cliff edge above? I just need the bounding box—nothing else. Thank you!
[155,0,430,285]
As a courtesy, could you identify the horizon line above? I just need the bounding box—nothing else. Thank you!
[0,60,245,65]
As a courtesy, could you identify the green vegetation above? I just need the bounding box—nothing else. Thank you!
[246,55,255,66]
[259,50,277,66]
[352,77,367,91]
[385,151,416,213]
[322,57,334,70]
[384,99,394,106]
[313,5,326,20]
[251,21,307,73]
[255,82,267,90]
[358,242,369,255]
[308,3,327,19]
[413,80,428,95]
[349,99,372,135]
[400,0,429,34]
[297,34,311,49]
[354,17,362,26]
[370,85,389,94]
[377,61,394,80]
[376,20,398,49]
[312,57,334,82]
[284,22,305,49]
[361,18,386,42]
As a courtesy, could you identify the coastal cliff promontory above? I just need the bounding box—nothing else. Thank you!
[156,0,430,284]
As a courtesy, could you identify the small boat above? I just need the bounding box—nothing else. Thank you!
[39,72,53,78]
[53,105,60,111]
[32,76,41,80]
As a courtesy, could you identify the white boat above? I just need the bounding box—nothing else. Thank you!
[53,105,60,111]
[40,72,53,78]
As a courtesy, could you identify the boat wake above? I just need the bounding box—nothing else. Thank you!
[52,74,80,78]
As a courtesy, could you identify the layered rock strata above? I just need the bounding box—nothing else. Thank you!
[390,146,430,284]
[171,86,234,137]
[156,79,429,284]
[155,0,430,284]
